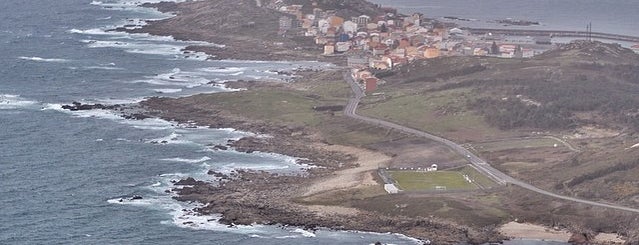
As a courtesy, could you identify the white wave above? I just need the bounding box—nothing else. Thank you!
[74,29,171,42]
[151,182,162,187]
[631,143,639,149]
[42,104,172,131]
[170,208,265,233]
[275,235,298,239]
[107,197,154,206]
[161,156,211,164]
[123,117,174,130]
[199,67,247,73]
[82,39,129,47]
[126,45,183,55]
[42,101,142,124]
[293,228,316,238]
[42,103,63,111]
[131,69,211,88]
[84,65,124,70]
[92,0,189,8]
[18,56,69,63]
[263,70,279,75]
[0,94,39,110]
[95,97,144,104]
[153,88,183,94]
[47,105,123,120]
[215,150,316,175]
[82,39,192,58]
[145,132,192,145]
[158,173,189,178]
[69,28,112,35]
[213,83,245,92]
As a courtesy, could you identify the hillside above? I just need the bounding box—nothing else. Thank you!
[372,41,639,134]
[360,41,639,213]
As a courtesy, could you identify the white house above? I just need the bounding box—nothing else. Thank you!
[318,19,329,33]
[342,20,358,34]
[426,164,438,172]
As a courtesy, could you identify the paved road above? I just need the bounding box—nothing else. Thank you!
[464,28,639,43]
[342,73,639,214]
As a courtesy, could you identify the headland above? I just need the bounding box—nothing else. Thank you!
[88,0,639,243]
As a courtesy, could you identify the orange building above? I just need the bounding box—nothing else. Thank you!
[424,48,440,59]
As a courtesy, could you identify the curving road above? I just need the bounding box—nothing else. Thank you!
[342,73,639,214]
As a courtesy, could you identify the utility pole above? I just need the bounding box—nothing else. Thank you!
[586,22,592,42]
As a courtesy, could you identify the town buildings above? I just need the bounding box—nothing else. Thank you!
[265,0,548,93]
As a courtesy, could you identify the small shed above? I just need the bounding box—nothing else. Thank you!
[384,184,399,194]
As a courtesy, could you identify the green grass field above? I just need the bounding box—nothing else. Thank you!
[388,170,477,191]
[457,165,498,189]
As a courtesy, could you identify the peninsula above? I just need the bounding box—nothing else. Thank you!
[111,0,639,243]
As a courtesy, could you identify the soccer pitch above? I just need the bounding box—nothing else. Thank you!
[388,171,477,191]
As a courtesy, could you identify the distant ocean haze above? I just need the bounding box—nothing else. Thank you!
[368,0,639,36]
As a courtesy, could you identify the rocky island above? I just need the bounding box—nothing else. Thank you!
[91,0,639,243]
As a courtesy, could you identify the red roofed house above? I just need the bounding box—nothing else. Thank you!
[365,77,378,93]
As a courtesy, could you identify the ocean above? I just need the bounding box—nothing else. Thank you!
[1,0,629,244]
[369,0,639,37]
[0,0,418,244]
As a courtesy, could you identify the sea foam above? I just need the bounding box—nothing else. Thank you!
[0,94,39,110]
[18,56,70,63]
[153,88,183,94]
[161,157,211,164]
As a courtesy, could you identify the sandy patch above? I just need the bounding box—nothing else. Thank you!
[594,233,626,244]
[302,144,390,197]
[499,222,571,242]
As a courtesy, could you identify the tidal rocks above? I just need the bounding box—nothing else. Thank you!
[212,144,228,151]
[207,170,228,179]
[122,113,151,120]
[62,101,122,111]
[174,177,203,186]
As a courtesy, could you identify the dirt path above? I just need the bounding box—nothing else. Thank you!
[302,144,390,197]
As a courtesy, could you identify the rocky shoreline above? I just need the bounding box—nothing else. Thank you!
[81,0,638,244]
[133,90,503,244]
[57,85,505,243]
[125,0,340,62]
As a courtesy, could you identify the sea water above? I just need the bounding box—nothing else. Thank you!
[0,0,418,244]
[3,0,632,244]
[369,0,639,37]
